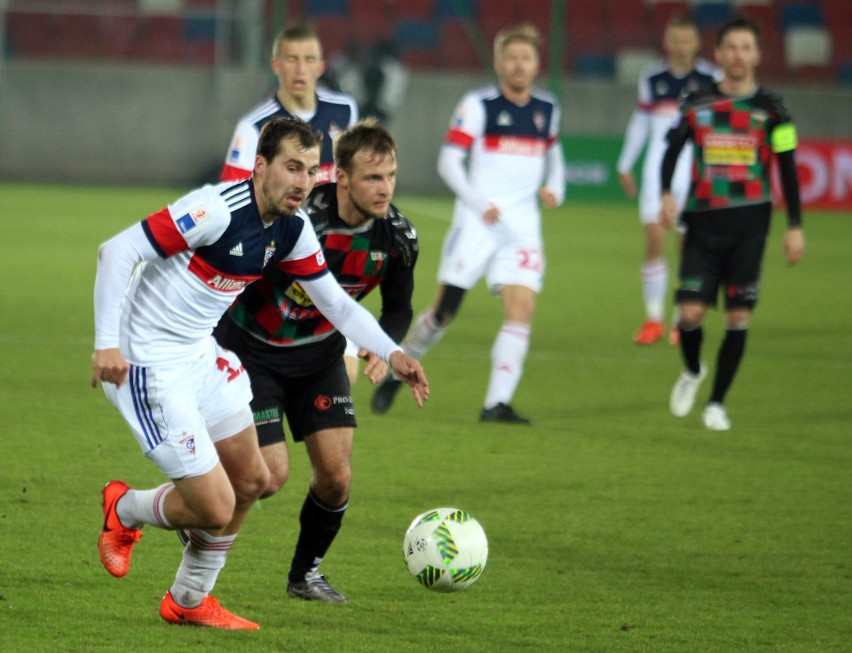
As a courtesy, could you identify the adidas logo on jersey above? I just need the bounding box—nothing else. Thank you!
[497,111,513,126]
[229,242,244,257]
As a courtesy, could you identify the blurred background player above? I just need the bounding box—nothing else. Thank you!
[220,22,358,186]
[92,118,325,630]
[662,16,805,431]
[212,119,420,602]
[616,16,720,345]
[371,23,565,424]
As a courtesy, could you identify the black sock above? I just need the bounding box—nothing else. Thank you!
[710,328,747,404]
[679,323,703,375]
[288,490,347,584]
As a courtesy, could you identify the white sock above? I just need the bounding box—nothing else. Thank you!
[641,259,667,322]
[170,531,236,608]
[401,311,446,361]
[116,483,174,529]
[483,322,530,408]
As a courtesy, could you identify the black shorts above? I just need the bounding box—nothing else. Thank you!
[676,206,770,310]
[214,317,356,447]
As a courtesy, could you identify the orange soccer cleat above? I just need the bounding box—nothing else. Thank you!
[159,591,260,630]
[633,320,666,345]
[99,480,143,578]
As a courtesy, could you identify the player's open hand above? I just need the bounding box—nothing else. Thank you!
[92,348,129,388]
[360,349,389,385]
[388,350,429,406]
[783,226,805,266]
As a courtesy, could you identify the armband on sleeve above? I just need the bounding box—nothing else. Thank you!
[771,123,798,154]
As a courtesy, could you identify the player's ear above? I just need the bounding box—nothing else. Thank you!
[254,154,267,176]
[336,165,347,187]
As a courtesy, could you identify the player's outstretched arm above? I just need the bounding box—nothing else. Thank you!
[388,351,429,407]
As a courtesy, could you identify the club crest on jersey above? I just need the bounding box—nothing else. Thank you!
[316,250,326,266]
[696,109,712,126]
[497,111,513,126]
[656,79,669,96]
[263,243,276,267]
[175,206,209,234]
[533,111,546,133]
[370,251,385,262]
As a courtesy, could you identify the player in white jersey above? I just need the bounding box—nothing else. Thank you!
[617,16,720,345]
[92,118,427,629]
[221,24,358,186]
[221,23,365,385]
[372,23,565,424]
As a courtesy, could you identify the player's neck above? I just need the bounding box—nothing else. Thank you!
[277,89,317,115]
[499,83,532,106]
[668,59,694,76]
[337,190,372,228]
[718,76,757,98]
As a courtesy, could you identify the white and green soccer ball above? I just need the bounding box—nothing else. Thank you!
[402,507,488,592]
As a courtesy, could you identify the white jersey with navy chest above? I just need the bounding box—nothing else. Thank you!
[639,58,719,144]
[446,85,560,206]
[121,180,323,366]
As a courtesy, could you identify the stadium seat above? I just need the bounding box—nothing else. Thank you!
[305,0,348,18]
[789,63,836,84]
[53,14,103,58]
[136,15,185,63]
[780,3,824,31]
[574,53,615,78]
[694,3,735,31]
[6,12,55,58]
[395,19,439,68]
[436,0,476,21]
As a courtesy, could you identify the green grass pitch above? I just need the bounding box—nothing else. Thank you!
[0,182,849,652]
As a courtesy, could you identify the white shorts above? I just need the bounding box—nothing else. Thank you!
[639,146,692,225]
[437,211,544,294]
[103,338,253,479]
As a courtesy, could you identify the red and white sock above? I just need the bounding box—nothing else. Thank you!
[116,483,174,529]
[170,530,237,608]
[641,259,667,322]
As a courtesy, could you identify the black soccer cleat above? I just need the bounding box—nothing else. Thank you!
[287,572,348,603]
[371,377,403,414]
[480,403,532,425]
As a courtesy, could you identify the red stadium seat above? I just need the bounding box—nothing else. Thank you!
[394,0,434,21]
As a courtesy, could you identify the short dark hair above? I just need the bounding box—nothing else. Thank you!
[716,16,761,47]
[272,23,321,58]
[334,118,397,174]
[256,116,322,163]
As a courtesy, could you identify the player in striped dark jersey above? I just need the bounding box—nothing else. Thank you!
[92,118,427,627]
[213,119,420,602]
[661,17,805,431]
[220,23,358,185]
[617,15,720,345]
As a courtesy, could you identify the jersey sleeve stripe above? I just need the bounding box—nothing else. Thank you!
[445,128,475,149]
[220,163,252,182]
[143,207,188,257]
[276,250,328,278]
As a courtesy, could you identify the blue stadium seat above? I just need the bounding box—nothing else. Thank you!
[574,53,615,78]
[694,3,734,31]
[436,0,476,20]
[306,0,348,17]
[780,4,824,31]
[395,19,438,50]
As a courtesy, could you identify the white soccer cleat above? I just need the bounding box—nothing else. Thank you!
[702,402,731,431]
[669,364,707,417]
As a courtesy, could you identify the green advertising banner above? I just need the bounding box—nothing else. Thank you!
[562,134,636,203]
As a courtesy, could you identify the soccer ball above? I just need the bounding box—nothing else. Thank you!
[402,507,488,592]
